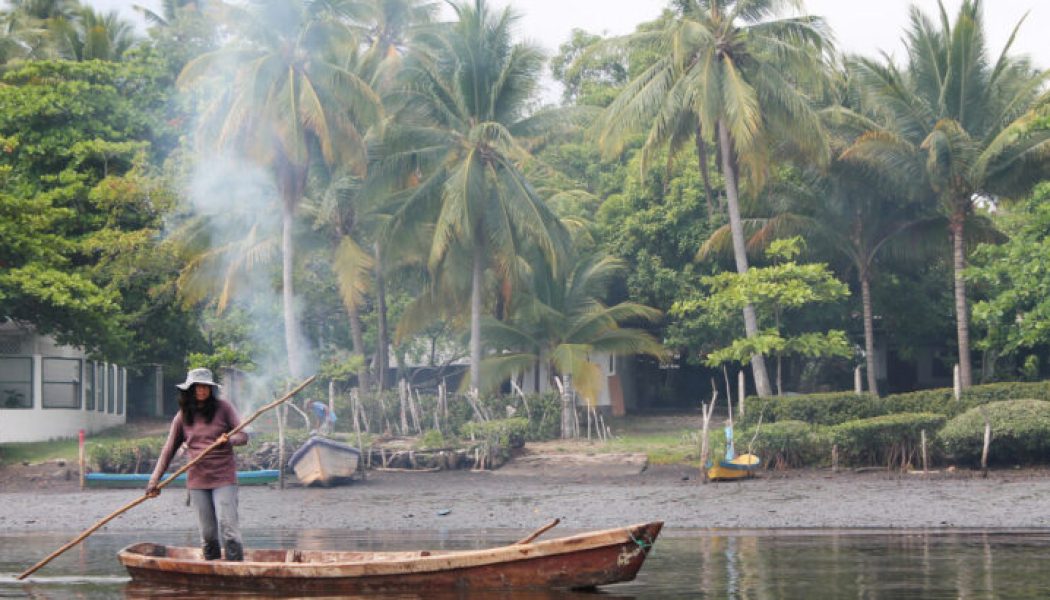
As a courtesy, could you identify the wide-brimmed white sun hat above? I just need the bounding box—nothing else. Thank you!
[176,367,222,391]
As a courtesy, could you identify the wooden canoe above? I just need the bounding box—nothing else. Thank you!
[118,521,663,594]
[288,436,361,486]
[84,470,280,489]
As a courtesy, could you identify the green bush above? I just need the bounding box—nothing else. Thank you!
[739,420,831,470]
[939,399,1050,466]
[882,381,1050,418]
[415,429,455,450]
[89,437,165,473]
[831,413,945,468]
[739,392,881,427]
[460,417,530,449]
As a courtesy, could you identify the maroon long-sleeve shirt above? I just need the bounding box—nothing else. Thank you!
[149,400,248,490]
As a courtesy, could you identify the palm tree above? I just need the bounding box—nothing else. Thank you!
[0,0,77,62]
[304,170,375,392]
[382,0,572,393]
[133,0,204,29]
[350,0,438,391]
[177,0,381,377]
[53,6,137,61]
[847,0,1050,388]
[596,0,833,397]
[479,254,665,430]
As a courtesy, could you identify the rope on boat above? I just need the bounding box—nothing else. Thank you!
[629,532,653,551]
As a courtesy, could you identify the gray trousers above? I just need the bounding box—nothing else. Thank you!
[189,485,242,557]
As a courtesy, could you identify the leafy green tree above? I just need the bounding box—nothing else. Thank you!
[846,0,1050,388]
[597,0,834,397]
[0,59,204,366]
[177,0,381,377]
[549,28,628,107]
[675,237,851,395]
[0,162,120,350]
[970,183,1050,378]
[383,0,574,393]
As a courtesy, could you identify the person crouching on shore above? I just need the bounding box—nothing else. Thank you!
[146,368,248,561]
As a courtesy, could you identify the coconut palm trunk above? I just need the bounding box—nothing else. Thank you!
[859,266,879,396]
[950,210,972,388]
[276,158,308,379]
[717,120,772,397]
[348,302,370,392]
[374,241,390,390]
[281,200,303,378]
[469,240,484,393]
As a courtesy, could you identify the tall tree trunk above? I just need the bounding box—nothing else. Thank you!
[347,302,370,392]
[469,242,484,393]
[281,202,303,378]
[695,125,716,222]
[717,120,772,397]
[950,210,972,388]
[859,266,880,396]
[374,241,390,391]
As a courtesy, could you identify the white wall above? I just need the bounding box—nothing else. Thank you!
[0,355,127,443]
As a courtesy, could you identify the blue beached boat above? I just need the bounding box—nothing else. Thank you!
[288,436,361,486]
[85,470,280,489]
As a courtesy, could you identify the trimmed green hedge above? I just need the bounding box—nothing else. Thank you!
[739,392,881,427]
[741,381,1050,428]
[739,420,831,469]
[939,400,1050,466]
[830,413,945,468]
[884,381,1050,418]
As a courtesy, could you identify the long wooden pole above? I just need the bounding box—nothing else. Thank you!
[17,375,317,580]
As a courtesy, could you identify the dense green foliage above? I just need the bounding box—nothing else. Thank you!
[741,392,882,427]
[739,420,830,470]
[940,400,1050,465]
[970,183,1050,377]
[830,413,946,467]
[5,0,1050,447]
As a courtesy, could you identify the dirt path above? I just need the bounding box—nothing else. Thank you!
[4,456,1050,534]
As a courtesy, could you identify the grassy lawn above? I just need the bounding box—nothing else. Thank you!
[0,420,169,467]
[528,413,730,466]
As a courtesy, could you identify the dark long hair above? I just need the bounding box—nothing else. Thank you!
[178,384,217,426]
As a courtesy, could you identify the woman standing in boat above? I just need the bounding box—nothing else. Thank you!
[146,368,248,561]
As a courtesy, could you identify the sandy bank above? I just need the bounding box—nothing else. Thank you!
[4,460,1050,535]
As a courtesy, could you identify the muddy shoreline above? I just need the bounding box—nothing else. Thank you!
[4,461,1050,535]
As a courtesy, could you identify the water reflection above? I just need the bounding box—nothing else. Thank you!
[3,529,1050,598]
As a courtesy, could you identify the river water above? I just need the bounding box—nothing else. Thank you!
[2,528,1050,598]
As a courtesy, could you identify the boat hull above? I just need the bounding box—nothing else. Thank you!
[289,437,361,486]
[85,470,280,489]
[707,453,760,481]
[119,521,662,594]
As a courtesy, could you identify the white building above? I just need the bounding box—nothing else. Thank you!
[0,322,127,443]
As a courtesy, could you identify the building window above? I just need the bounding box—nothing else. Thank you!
[85,361,95,411]
[0,357,33,409]
[107,364,116,414]
[97,363,105,412]
[43,358,82,409]
[117,368,125,415]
